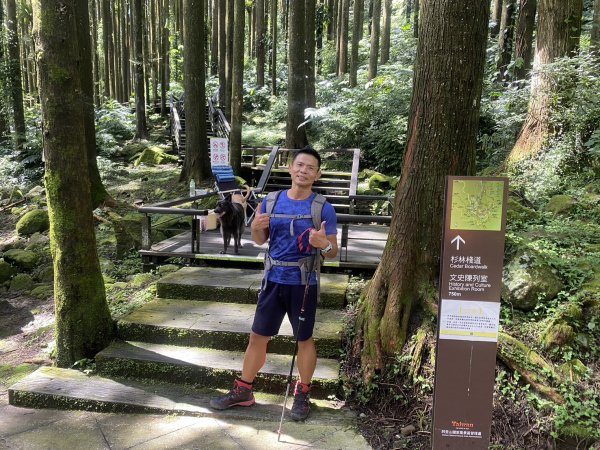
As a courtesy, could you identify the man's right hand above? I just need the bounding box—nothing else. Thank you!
[251,203,270,231]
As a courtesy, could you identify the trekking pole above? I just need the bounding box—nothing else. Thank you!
[277,253,319,442]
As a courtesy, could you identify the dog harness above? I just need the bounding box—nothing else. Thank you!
[262,190,326,292]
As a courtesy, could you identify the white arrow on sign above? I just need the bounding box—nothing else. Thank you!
[451,235,466,250]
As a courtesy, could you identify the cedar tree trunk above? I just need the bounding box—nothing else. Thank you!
[354,0,490,379]
[32,0,114,367]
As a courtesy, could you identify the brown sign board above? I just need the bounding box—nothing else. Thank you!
[432,176,509,449]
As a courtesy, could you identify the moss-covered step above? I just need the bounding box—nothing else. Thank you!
[95,340,340,398]
[9,366,353,424]
[156,267,348,309]
[117,299,343,358]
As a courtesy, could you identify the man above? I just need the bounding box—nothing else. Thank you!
[210,146,338,421]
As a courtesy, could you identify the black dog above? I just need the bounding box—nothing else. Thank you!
[213,196,245,254]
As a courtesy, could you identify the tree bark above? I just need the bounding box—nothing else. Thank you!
[380,0,391,64]
[32,0,114,367]
[225,0,234,118]
[90,0,101,106]
[354,0,489,379]
[306,0,316,106]
[161,0,170,115]
[349,0,363,87]
[270,0,277,94]
[496,0,516,81]
[133,0,148,139]
[286,0,307,148]
[337,0,349,76]
[102,0,114,98]
[211,0,219,75]
[413,0,419,38]
[513,0,537,81]
[180,0,210,183]
[490,0,503,38]
[368,0,380,80]
[509,0,583,162]
[75,0,110,208]
[256,0,265,86]
[229,0,245,173]
[592,0,600,51]
[218,0,226,101]
[0,0,11,141]
[6,0,26,152]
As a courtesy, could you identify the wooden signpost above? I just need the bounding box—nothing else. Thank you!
[432,176,509,449]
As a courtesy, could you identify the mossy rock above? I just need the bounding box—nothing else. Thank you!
[0,259,17,283]
[546,195,576,215]
[581,270,600,301]
[9,273,34,292]
[16,209,50,236]
[541,321,575,349]
[133,146,179,166]
[502,251,564,311]
[558,359,588,382]
[109,212,144,258]
[128,273,155,288]
[25,232,50,250]
[506,197,539,225]
[32,264,54,283]
[30,284,54,299]
[25,185,45,199]
[121,142,149,160]
[157,264,180,275]
[3,249,39,271]
[11,206,27,216]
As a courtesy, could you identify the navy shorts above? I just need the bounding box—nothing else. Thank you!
[251,281,318,341]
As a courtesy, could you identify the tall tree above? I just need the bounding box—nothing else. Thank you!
[306,0,316,106]
[160,0,170,115]
[181,0,210,182]
[336,0,349,76]
[32,0,114,367]
[6,0,26,151]
[490,0,503,38]
[230,0,245,172]
[102,0,114,98]
[380,0,391,64]
[349,0,364,88]
[286,0,307,148]
[513,0,537,81]
[509,0,584,162]
[368,0,381,80]
[353,0,490,377]
[133,0,148,139]
[256,0,265,86]
[496,0,516,81]
[413,0,419,38]
[75,0,110,208]
[211,0,219,75]
[270,0,277,94]
[0,0,10,141]
[225,0,234,115]
[592,0,600,51]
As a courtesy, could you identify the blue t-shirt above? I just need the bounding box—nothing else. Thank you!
[262,190,338,285]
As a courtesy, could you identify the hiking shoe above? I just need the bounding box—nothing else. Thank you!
[209,379,255,410]
[290,382,311,421]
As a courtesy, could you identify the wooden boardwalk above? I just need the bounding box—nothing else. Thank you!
[140,223,388,271]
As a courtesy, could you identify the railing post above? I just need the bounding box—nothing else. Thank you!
[141,214,152,250]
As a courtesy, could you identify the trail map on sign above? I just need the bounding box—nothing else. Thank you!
[450,180,504,231]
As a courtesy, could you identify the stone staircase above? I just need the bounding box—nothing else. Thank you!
[9,267,352,424]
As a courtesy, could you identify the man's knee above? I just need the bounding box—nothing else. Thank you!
[248,332,271,347]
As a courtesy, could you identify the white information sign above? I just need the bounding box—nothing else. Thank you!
[210,137,229,166]
[439,299,500,342]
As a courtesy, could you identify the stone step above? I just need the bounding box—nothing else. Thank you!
[9,366,352,425]
[156,267,348,309]
[96,341,340,398]
[117,299,343,358]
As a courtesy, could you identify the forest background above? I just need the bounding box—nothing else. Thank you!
[0,0,599,449]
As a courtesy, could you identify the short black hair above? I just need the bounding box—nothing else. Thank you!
[292,146,321,168]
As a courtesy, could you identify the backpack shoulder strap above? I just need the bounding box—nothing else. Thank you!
[311,194,326,230]
[265,190,282,216]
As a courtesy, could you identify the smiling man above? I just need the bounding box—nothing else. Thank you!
[209,146,338,421]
